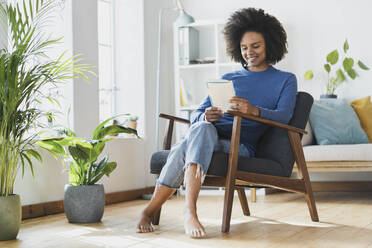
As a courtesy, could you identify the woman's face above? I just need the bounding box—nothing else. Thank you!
[240,31,269,72]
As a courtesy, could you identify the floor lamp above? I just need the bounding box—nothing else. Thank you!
[155,0,194,151]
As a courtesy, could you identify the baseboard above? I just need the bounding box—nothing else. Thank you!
[311,182,372,192]
[264,181,372,195]
[22,186,155,220]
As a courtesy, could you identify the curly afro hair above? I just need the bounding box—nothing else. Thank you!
[224,8,287,67]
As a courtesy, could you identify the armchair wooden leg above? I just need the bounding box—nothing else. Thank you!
[251,188,257,202]
[304,182,319,222]
[152,207,161,225]
[236,187,250,216]
[222,116,242,233]
[222,184,235,233]
[288,131,319,222]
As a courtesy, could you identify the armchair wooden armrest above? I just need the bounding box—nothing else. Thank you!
[226,110,307,135]
[159,113,190,125]
[159,113,190,150]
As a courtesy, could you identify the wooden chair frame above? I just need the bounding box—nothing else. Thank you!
[153,111,319,233]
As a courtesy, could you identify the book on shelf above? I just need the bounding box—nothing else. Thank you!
[179,78,193,107]
[206,79,236,112]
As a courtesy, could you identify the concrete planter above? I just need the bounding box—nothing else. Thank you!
[64,184,105,223]
[0,194,21,241]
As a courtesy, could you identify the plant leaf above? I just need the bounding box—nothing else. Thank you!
[342,58,354,72]
[90,161,117,184]
[346,69,357,79]
[336,69,345,83]
[68,168,80,186]
[358,60,369,70]
[95,124,138,140]
[304,70,313,80]
[91,141,106,162]
[26,149,42,162]
[67,162,83,186]
[343,39,349,53]
[102,162,117,176]
[324,64,331,73]
[36,140,66,156]
[88,156,108,184]
[330,77,337,85]
[68,145,89,163]
[92,116,117,140]
[327,50,339,65]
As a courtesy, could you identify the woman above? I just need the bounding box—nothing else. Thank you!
[137,7,297,238]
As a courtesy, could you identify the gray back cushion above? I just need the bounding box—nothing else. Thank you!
[255,92,314,177]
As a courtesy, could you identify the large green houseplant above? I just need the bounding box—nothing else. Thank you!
[37,117,138,223]
[304,39,369,98]
[0,0,92,240]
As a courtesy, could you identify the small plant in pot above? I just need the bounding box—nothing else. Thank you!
[304,39,369,98]
[0,0,92,240]
[37,117,138,223]
[124,115,138,138]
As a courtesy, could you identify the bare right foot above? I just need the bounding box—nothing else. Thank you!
[184,211,207,238]
[136,213,154,233]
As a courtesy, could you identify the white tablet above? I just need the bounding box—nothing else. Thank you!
[206,79,236,112]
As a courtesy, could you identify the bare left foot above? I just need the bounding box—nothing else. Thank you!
[136,213,154,233]
[184,211,206,238]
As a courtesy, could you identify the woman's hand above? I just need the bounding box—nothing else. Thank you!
[228,96,260,116]
[205,107,224,122]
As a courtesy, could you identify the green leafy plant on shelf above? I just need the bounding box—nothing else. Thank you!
[37,117,139,186]
[0,0,93,197]
[304,39,369,96]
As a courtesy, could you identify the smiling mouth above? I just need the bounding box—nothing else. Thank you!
[247,56,258,64]
[248,56,258,61]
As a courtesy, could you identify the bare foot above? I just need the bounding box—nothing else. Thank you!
[136,213,154,233]
[184,211,207,238]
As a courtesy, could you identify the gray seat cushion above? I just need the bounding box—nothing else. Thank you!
[151,150,284,177]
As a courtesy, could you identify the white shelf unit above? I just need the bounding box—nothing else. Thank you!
[173,20,241,142]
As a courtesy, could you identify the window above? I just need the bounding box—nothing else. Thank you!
[98,0,118,122]
[97,0,145,137]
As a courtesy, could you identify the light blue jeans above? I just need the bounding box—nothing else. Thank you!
[157,121,252,188]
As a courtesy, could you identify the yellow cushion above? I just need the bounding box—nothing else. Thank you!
[350,96,372,143]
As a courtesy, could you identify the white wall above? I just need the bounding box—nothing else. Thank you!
[72,0,100,138]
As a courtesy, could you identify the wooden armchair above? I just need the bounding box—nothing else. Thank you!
[150,92,318,233]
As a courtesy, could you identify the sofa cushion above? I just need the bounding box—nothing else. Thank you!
[309,99,369,145]
[303,144,372,161]
[350,96,372,143]
[301,121,315,146]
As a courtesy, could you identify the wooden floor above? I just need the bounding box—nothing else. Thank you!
[2,191,372,248]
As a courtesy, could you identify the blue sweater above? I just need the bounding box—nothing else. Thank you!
[190,66,298,155]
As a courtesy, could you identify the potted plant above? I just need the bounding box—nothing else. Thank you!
[124,115,138,137]
[304,39,369,98]
[0,0,92,241]
[37,117,138,223]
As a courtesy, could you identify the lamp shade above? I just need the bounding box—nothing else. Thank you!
[175,10,195,27]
